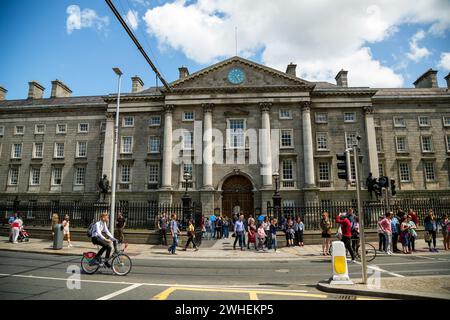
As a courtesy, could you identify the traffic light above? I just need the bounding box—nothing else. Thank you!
[390,179,397,196]
[336,151,349,181]
[378,176,389,189]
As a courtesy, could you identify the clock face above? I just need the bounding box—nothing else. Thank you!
[228,68,245,85]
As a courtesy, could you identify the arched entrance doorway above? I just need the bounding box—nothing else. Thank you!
[221,175,254,218]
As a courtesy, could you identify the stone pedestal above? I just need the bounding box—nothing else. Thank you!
[303,188,320,206]
[260,190,274,214]
[200,191,215,216]
[158,191,173,204]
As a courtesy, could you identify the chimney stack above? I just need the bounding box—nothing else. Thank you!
[444,73,450,89]
[335,70,348,87]
[131,76,144,93]
[51,79,72,98]
[413,68,438,88]
[286,63,297,77]
[28,81,45,99]
[178,66,189,79]
[0,86,7,101]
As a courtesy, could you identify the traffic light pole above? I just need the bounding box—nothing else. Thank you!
[353,145,367,284]
[384,187,390,213]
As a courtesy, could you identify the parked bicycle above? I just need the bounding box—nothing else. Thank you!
[81,242,132,276]
[329,239,377,262]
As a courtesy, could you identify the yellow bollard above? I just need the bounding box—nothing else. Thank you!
[330,241,353,285]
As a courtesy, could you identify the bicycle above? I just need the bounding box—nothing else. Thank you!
[328,238,377,262]
[81,241,132,276]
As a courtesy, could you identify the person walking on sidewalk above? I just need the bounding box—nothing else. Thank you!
[391,214,401,253]
[407,215,417,253]
[62,214,73,248]
[270,218,278,251]
[380,212,393,255]
[257,222,266,251]
[440,214,449,250]
[336,212,355,262]
[234,214,245,251]
[424,209,438,252]
[223,216,230,238]
[294,216,304,247]
[216,216,224,239]
[168,213,180,255]
[8,213,18,242]
[377,215,386,252]
[10,215,23,244]
[351,217,360,254]
[400,217,411,254]
[183,219,199,252]
[320,211,332,256]
[263,216,270,247]
[247,218,257,250]
[116,212,126,244]
[51,213,59,240]
[157,213,168,246]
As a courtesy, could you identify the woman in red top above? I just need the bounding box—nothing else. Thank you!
[336,213,355,261]
[408,208,419,226]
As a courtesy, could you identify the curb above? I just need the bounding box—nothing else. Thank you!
[316,281,450,300]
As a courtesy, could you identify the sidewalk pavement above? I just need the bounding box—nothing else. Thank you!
[0,236,447,261]
[317,276,450,300]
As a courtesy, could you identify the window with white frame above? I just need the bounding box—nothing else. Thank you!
[345,132,357,149]
[120,164,131,183]
[8,167,19,185]
[183,131,193,150]
[14,125,25,135]
[35,124,45,134]
[149,116,161,126]
[74,167,86,185]
[316,132,328,151]
[399,162,411,182]
[421,136,433,152]
[30,167,41,185]
[56,124,67,134]
[279,109,292,119]
[76,141,87,158]
[318,162,330,181]
[376,137,383,153]
[418,116,430,127]
[148,164,159,184]
[100,122,106,133]
[33,142,43,159]
[443,116,450,127]
[123,116,134,127]
[282,159,293,181]
[344,112,356,123]
[0,125,4,136]
[378,163,385,177]
[393,117,406,127]
[446,135,450,152]
[54,142,65,158]
[78,123,89,133]
[315,112,328,123]
[424,161,436,182]
[396,136,407,153]
[183,111,195,121]
[121,136,133,154]
[228,119,245,148]
[280,130,293,148]
[149,136,160,153]
[51,167,62,185]
[11,143,22,159]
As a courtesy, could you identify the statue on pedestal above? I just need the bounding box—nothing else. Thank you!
[98,174,110,202]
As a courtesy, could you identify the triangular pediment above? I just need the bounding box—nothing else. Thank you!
[170,56,314,91]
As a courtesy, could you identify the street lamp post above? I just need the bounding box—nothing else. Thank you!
[110,67,122,235]
[272,172,282,220]
[182,171,192,221]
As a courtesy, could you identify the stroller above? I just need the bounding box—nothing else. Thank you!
[18,228,30,242]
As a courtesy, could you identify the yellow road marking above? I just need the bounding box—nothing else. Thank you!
[152,287,177,300]
[249,291,259,300]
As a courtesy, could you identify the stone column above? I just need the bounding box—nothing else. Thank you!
[260,102,273,188]
[202,103,214,190]
[161,105,174,189]
[302,101,316,188]
[102,112,115,179]
[364,106,379,178]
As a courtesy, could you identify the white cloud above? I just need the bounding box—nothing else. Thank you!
[438,52,450,70]
[142,0,450,87]
[66,5,109,34]
[125,10,139,30]
[407,30,431,62]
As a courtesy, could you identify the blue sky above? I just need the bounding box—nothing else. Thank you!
[1,0,449,100]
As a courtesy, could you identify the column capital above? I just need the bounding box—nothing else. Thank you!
[105,112,115,120]
[300,101,312,112]
[363,106,375,115]
[259,102,272,112]
[202,103,215,113]
[164,104,175,114]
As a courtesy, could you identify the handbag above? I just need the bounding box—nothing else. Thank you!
[424,231,431,242]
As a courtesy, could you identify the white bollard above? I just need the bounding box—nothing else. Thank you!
[330,241,353,285]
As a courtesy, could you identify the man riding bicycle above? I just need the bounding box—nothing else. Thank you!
[90,212,118,267]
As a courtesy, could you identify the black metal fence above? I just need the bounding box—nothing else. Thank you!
[0,201,202,231]
[267,198,450,230]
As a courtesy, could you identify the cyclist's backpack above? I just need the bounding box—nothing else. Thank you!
[86,221,96,238]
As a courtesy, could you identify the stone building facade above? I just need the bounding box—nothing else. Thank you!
[1,57,450,216]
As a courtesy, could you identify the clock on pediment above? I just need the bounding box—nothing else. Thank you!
[227,68,245,85]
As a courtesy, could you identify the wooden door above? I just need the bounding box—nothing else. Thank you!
[221,175,254,218]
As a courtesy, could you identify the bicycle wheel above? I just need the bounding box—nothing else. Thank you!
[111,253,132,276]
[81,253,99,275]
[358,243,377,262]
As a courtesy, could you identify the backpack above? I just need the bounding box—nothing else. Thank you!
[87,221,96,238]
